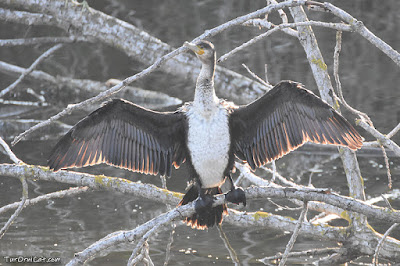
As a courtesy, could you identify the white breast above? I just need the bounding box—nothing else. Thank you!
[186,106,230,188]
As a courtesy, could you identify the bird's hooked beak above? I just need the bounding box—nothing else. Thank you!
[184,41,204,55]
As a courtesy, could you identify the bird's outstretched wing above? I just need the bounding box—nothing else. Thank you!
[230,81,363,170]
[48,99,187,176]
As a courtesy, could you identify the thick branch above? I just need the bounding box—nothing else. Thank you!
[0,60,182,109]
[1,164,399,224]
[0,0,270,104]
[0,8,54,26]
[0,36,84,47]
[289,6,366,230]
[2,163,400,261]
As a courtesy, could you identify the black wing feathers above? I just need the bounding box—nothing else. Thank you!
[48,99,187,176]
[230,81,363,170]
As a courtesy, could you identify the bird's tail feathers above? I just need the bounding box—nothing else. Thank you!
[178,185,227,230]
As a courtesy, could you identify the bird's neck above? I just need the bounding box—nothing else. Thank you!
[194,61,218,112]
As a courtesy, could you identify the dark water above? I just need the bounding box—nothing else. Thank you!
[1,0,400,265]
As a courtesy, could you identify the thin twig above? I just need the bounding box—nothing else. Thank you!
[259,247,340,264]
[128,241,154,266]
[241,63,271,89]
[271,161,276,182]
[319,2,400,67]
[268,0,297,37]
[387,122,400,139]
[264,64,269,84]
[0,187,89,215]
[0,176,28,239]
[0,136,22,164]
[358,120,400,157]
[0,44,63,98]
[381,194,395,211]
[0,98,49,106]
[128,212,172,265]
[219,21,352,63]
[373,223,399,265]
[128,244,147,266]
[143,242,155,266]
[191,0,310,44]
[333,30,372,125]
[309,212,339,225]
[159,175,176,266]
[261,166,296,187]
[128,228,157,264]
[267,198,303,211]
[379,145,392,189]
[0,137,27,239]
[279,201,308,266]
[217,224,241,265]
[163,223,175,266]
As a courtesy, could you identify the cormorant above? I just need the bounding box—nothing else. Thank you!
[48,40,363,229]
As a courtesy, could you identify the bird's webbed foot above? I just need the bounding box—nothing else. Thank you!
[195,193,214,213]
[225,187,246,206]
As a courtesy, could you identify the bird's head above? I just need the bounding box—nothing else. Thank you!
[184,40,216,65]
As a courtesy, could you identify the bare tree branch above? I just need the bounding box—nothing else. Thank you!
[0,137,21,164]
[66,202,196,266]
[241,63,272,88]
[333,30,372,125]
[358,120,400,156]
[0,60,182,109]
[289,5,367,232]
[0,186,89,215]
[379,145,392,189]
[0,8,54,26]
[219,20,353,63]
[279,201,308,266]
[0,175,27,239]
[11,44,187,145]
[312,2,400,67]
[373,223,399,265]
[0,0,270,104]
[0,44,63,97]
[0,36,85,47]
[259,247,340,264]
[387,122,400,139]
[1,164,400,226]
[1,0,400,263]
[217,225,241,265]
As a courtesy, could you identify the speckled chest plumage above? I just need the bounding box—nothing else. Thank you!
[186,105,230,188]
